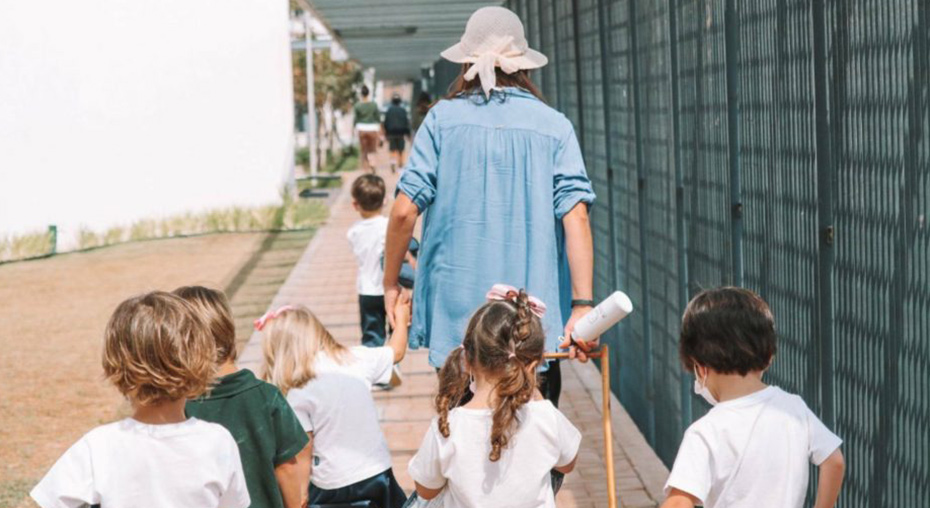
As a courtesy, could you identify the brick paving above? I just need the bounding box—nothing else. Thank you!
[239,155,669,507]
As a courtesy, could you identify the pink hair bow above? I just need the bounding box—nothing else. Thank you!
[485,284,547,319]
[254,305,297,331]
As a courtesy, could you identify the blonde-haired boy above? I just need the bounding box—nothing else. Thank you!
[31,291,250,508]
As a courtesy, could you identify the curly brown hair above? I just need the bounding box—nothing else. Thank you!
[102,291,216,406]
[435,289,545,461]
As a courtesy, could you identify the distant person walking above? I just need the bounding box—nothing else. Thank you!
[382,6,596,405]
[382,94,411,173]
[412,91,432,135]
[353,85,381,172]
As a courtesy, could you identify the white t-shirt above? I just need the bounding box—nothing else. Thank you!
[31,417,250,508]
[286,346,395,489]
[408,400,581,508]
[347,215,389,296]
[665,386,842,508]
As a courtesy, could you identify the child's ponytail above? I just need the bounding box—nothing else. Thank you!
[437,287,546,461]
[435,346,470,438]
[489,290,539,461]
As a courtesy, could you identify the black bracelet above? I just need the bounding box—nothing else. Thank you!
[571,299,595,308]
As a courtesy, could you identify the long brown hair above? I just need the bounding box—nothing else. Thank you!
[435,289,546,461]
[446,64,546,103]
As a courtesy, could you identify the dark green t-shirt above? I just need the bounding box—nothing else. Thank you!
[353,101,381,125]
[186,369,309,508]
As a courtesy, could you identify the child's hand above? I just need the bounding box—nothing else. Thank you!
[394,291,412,327]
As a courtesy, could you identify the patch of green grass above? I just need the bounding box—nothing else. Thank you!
[0,230,53,263]
[297,150,360,194]
[72,198,328,251]
[0,199,328,259]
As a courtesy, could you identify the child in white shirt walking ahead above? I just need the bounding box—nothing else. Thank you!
[258,294,412,508]
[662,287,845,508]
[347,174,391,348]
[408,286,582,508]
[31,291,250,508]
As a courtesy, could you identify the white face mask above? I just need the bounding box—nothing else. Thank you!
[693,367,718,406]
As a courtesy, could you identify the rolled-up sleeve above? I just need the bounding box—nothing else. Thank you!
[553,124,595,219]
[397,108,440,212]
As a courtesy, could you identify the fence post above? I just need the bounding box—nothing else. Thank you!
[571,0,585,151]
[596,0,622,393]
[628,0,655,446]
[48,225,57,256]
[870,4,927,504]
[811,0,837,429]
[549,0,562,111]
[724,0,743,286]
[666,0,691,432]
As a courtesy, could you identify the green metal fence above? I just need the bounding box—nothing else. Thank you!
[508,0,928,505]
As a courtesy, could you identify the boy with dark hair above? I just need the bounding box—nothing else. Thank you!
[348,174,390,348]
[383,93,411,173]
[662,287,845,508]
[178,286,311,508]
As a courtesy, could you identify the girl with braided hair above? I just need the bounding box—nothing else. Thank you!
[407,285,581,507]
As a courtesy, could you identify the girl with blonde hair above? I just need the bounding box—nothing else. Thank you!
[258,295,411,508]
[407,285,581,507]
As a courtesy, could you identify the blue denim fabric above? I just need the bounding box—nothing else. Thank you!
[396,87,596,369]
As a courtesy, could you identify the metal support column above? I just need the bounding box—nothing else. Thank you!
[724,0,743,286]
[571,0,585,151]
[596,0,621,392]
[304,11,317,177]
[667,0,691,432]
[549,0,562,111]
[811,0,838,428]
[628,0,655,446]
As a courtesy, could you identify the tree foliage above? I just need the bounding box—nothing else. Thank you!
[292,45,362,116]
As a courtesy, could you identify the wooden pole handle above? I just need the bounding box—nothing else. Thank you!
[544,348,618,508]
[543,350,605,360]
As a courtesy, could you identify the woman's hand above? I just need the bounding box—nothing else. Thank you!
[559,305,595,362]
[561,203,595,361]
[384,283,402,329]
[394,290,412,328]
[387,291,412,363]
[384,194,419,328]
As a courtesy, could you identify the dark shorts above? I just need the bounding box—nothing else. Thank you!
[359,294,387,347]
[387,135,405,152]
[309,468,406,508]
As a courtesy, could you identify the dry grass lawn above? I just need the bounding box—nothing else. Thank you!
[0,233,268,507]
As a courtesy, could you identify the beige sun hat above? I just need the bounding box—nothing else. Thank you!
[441,6,548,98]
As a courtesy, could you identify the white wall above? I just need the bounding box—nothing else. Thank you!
[0,0,295,248]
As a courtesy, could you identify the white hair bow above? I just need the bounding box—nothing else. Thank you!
[463,36,524,98]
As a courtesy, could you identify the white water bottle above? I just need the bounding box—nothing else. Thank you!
[572,291,634,342]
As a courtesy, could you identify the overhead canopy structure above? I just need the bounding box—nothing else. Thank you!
[305,0,500,81]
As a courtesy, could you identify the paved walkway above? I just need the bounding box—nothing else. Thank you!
[239,156,669,507]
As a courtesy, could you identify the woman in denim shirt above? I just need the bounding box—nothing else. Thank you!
[382,7,596,403]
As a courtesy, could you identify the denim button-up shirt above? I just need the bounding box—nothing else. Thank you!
[397,87,595,369]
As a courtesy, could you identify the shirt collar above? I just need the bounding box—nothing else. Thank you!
[200,369,263,399]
